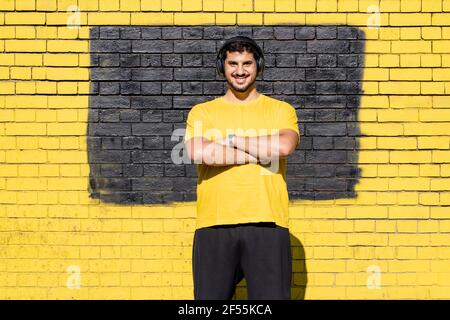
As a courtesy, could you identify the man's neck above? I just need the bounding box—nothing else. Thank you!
[223,87,260,104]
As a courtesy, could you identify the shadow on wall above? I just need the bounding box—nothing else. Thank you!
[234,233,307,300]
[87,25,365,204]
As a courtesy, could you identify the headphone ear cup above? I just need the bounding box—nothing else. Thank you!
[216,51,224,76]
[256,57,264,76]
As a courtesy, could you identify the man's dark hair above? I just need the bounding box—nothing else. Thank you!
[216,36,265,76]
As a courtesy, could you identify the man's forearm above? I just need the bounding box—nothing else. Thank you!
[194,141,259,166]
[233,134,287,163]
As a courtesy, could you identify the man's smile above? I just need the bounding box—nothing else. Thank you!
[233,75,248,84]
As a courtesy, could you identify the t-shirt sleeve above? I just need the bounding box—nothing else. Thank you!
[184,105,210,143]
[277,102,300,137]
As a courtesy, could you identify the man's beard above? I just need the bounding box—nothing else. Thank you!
[226,76,256,93]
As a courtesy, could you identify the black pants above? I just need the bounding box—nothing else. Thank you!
[192,222,292,300]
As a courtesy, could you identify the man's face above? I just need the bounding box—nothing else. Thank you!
[223,50,258,93]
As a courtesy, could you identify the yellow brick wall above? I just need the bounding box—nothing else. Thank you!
[0,0,450,299]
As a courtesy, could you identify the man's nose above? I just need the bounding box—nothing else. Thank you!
[236,64,246,74]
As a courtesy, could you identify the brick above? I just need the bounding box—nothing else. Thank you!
[173,13,215,25]
[265,13,306,24]
[131,13,173,25]
[379,81,420,94]
[203,0,223,11]
[88,13,130,25]
[433,68,450,80]
[378,109,419,122]
[377,137,417,149]
[254,0,274,11]
[432,13,450,25]
[392,40,431,53]
[275,0,296,12]
[389,95,432,108]
[223,0,252,11]
[215,13,236,24]
[5,12,45,25]
[6,40,46,53]
[418,136,450,149]
[237,13,263,24]
[390,13,431,26]
[390,68,432,81]
[47,40,88,52]
[388,177,430,191]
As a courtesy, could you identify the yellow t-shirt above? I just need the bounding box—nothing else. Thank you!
[184,94,300,229]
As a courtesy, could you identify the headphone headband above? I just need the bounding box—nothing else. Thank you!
[216,36,265,77]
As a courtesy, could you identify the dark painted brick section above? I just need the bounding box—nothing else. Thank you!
[307,40,350,53]
[120,54,140,67]
[274,27,295,40]
[99,82,120,95]
[99,54,120,67]
[162,82,182,94]
[142,27,162,39]
[174,68,216,80]
[174,40,216,53]
[253,27,273,39]
[102,137,122,149]
[90,150,130,163]
[223,26,252,38]
[132,178,173,191]
[306,123,347,136]
[132,123,173,135]
[90,96,130,108]
[276,54,296,67]
[120,27,141,39]
[162,54,182,67]
[183,82,202,95]
[338,27,361,39]
[264,40,306,53]
[124,164,143,176]
[100,27,119,39]
[183,27,203,39]
[101,164,122,176]
[88,25,365,204]
[263,68,305,80]
[132,68,173,81]
[306,68,347,81]
[91,68,131,81]
[141,110,163,123]
[295,26,315,39]
[337,54,358,67]
[162,27,181,39]
[183,54,202,67]
[120,109,140,122]
[131,150,172,164]
[91,40,131,53]
[130,96,172,109]
[141,82,162,95]
[144,164,164,176]
[132,40,173,53]
[99,109,120,122]
[318,54,337,67]
[144,136,165,149]
[203,26,223,39]
[141,54,162,67]
[120,82,140,95]
[316,26,337,39]
[123,136,143,149]
[273,82,295,95]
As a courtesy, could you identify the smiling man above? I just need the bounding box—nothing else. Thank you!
[184,36,300,300]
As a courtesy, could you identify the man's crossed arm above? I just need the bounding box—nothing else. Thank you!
[185,129,299,166]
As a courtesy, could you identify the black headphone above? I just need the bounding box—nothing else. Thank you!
[216,36,265,77]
